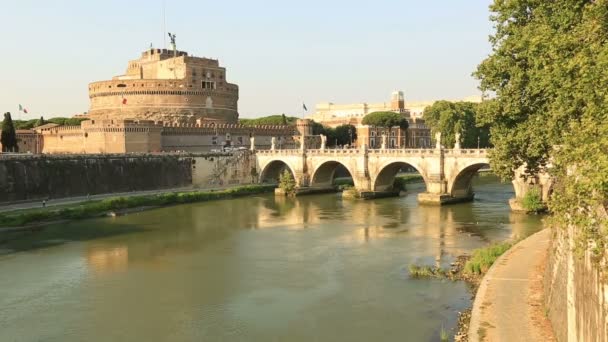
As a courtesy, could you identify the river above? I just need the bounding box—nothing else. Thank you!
[0,176,543,341]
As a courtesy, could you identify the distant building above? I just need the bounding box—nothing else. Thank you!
[309,91,481,149]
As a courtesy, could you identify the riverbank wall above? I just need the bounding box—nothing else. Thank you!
[0,153,256,203]
[544,226,608,341]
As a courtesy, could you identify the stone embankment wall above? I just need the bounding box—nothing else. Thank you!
[544,226,608,341]
[0,153,256,203]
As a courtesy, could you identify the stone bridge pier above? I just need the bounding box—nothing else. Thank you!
[253,140,552,210]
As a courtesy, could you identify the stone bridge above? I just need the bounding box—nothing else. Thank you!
[255,145,497,205]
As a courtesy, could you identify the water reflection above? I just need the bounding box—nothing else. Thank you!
[0,176,543,342]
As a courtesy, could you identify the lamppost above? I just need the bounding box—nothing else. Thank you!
[477,136,480,149]
[348,127,352,146]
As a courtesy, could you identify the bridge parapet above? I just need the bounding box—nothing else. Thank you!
[256,149,301,156]
[368,148,439,156]
[444,149,490,157]
[307,149,362,156]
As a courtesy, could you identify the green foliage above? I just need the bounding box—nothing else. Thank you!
[464,242,513,275]
[46,117,87,126]
[278,169,296,194]
[240,114,298,126]
[408,264,447,278]
[440,325,449,342]
[13,119,38,130]
[35,116,45,127]
[522,187,545,213]
[12,117,86,130]
[333,124,357,146]
[1,112,18,152]
[422,101,490,148]
[361,111,409,130]
[476,0,608,264]
[0,185,276,228]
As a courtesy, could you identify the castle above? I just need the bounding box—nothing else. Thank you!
[88,48,239,124]
[5,48,301,154]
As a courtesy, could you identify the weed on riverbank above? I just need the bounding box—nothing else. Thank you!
[463,241,513,275]
[0,184,276,228]
[408,241,515,341]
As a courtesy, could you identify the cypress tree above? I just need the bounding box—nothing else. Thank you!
[35,116,45,127]
[1,112,18,152]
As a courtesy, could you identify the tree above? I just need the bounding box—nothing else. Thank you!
[278,169,296,195]
[475,0,608,260]
[362,111,409,130]
[1,112,18,152]
[35,116,45,127]
[240,114,298,126]
[422,101,490,148]
[334,124,357,146]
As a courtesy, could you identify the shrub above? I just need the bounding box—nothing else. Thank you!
[522,186,545,212]
[278,170,296,195]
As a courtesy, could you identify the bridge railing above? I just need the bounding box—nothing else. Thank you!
[444,149,489,156]
[255,148,490,157]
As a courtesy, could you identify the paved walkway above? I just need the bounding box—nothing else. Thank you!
[468,229,556,342]
[0,186,236,213]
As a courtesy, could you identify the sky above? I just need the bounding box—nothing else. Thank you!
[0,0,494,119]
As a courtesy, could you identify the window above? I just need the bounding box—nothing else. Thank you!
[202,81,216,89]
[212,136,218,145]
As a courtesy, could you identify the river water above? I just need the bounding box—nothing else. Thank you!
[0,176,542,341]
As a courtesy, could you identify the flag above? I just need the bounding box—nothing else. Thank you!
[303,103,308,111]
[23,108,28,114]
[18,104,23,112]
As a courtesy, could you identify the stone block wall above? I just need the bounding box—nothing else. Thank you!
[0,154,192,203]
[545,226,608,341]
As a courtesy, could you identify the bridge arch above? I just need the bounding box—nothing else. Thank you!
[372,161,427,192]
[448,162,491,198]
[310,160,359,189]
[259,160,296,184]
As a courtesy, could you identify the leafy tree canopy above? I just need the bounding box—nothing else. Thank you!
[476,0,608,260]
[240,114,298,126]
[422,101,490,148]
[362,111,409,130]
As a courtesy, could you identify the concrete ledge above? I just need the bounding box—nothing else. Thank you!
[358,190,400,200]
[417,192,474,205]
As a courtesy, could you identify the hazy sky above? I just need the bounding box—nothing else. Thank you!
[0,0,494,119]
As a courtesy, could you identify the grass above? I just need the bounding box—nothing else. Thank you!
[408,264,447,278]
[463,241,514,275]
[440,325,449,341]
[0,184,276,228]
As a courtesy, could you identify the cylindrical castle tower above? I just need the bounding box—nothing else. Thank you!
[87,48,240,124]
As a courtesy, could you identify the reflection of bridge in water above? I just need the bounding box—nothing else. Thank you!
[255,146,494,205]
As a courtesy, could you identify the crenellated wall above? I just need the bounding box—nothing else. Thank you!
[31,120,298,154]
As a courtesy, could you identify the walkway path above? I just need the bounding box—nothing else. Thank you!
[468,229,556,342]
[0,186,236,213]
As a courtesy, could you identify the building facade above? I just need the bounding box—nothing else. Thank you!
[87,48,239,124]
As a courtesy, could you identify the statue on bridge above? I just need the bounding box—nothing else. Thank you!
[271,137,276,151]
[454,132,461,150]
[320,134,327,151]
[381,133,387,150]
[435,132,442,150]
[250,136,255,151]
